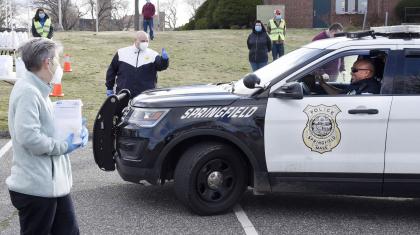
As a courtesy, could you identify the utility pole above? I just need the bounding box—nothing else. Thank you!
[157,0,159,31]
[57,0,64,30]
[96,0,99,32]
[27,0,31,33]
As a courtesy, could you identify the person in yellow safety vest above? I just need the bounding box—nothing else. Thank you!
[267,9,286,61]
[31,8,54,39]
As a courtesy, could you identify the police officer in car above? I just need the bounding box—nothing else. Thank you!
[317,59,380,95]
[106,31,169,98]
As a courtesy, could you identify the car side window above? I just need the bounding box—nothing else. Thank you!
[295,50,388,96]
[392,50,420,95]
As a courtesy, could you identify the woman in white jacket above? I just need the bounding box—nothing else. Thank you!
[7,38,88,235]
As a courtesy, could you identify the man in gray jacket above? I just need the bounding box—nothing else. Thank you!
[7,38,88,234]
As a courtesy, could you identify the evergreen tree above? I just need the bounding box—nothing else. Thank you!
[181,0,262,30]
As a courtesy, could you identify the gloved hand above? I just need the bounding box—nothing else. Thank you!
[161,48,169,60]
[80,126,89,147]
[106,90,114,97]
[64,133,82,154]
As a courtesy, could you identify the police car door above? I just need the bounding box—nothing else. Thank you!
[265,49,393,194]
[383,46,420,196]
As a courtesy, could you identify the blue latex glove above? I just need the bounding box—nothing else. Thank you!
[64,133,82,154]
[80,126,89,147]
[106,90,114,97]
[161,48,168,60]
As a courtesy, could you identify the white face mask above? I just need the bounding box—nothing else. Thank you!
[48,58,63,84]
[139,42,149,51]
[51,65,63,84]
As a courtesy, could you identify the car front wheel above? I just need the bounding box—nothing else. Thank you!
[174,142,247,215]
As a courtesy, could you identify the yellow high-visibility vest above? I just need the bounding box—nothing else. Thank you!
[34,18,51,38]
[269,19,286,41]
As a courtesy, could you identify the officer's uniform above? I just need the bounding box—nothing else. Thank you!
[268,19,286,60]
[106,45,169,97]
[343,78,381,95]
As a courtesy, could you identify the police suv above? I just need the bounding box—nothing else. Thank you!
[93,25,420,215]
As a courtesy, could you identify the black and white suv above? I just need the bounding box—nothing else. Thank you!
[93,25,420,215]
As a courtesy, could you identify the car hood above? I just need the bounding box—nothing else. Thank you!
[130,84,242,108]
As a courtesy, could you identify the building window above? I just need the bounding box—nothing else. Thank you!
[336,0,367,14]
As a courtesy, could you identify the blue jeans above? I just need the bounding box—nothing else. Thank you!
[272,43,284,60]
[250,62,268,71]
[143,19,154,39]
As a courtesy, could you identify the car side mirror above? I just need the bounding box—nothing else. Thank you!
[243,73,262,89]
[272,82,303,99]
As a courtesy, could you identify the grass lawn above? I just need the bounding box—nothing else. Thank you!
[0,28,320,132]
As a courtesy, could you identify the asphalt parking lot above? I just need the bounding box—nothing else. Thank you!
[2,139,420,235]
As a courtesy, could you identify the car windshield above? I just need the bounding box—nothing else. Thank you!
[233,47,324,95]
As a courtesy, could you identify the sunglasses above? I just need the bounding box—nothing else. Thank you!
[351,67,371,73]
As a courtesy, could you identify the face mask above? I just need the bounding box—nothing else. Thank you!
[51,65,63,85]
[39,13,45,19]
[139,42,149,51]
[48,58,62,84]
[275,15,282,20]
[255,25,262,32]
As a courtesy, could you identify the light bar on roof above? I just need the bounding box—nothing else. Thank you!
[371,25,420,34]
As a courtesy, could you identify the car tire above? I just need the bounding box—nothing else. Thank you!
[174,142,247,215]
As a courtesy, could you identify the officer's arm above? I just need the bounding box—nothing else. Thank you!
[284,21,286,36]
[267,24,271,34]
[105,53,119,90]
[31,20,40,37]
[47,24,54,39]
[154,55,169,71]
[317,76,342,95]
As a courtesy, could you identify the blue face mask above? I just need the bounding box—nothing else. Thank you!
[275,15,282,20]
[255,25,262,32]
[39,13,45,19]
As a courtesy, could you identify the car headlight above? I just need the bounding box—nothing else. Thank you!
[127,108,169,127]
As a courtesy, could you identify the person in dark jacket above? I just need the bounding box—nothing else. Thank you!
[312,23,344,81]
[106,31,169,98]
[247,20,272,71]
[142,0,156,40]
[31,8,53,39]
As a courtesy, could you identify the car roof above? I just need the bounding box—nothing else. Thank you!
[303,36,420,50]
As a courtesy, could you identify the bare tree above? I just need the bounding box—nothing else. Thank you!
[82,0,96,20]
[161,0,178,29]
[0,0,8,28]
[185,0,205,18]
[111,0,131,30]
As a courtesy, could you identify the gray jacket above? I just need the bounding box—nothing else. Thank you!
[6,72,72,197]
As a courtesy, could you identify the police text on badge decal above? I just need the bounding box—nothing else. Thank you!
[181,106,258,119]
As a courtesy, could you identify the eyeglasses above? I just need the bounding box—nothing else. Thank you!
[351,67,371,73]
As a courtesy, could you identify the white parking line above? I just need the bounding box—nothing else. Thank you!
[0,140,12,159]
[233,204,258,235]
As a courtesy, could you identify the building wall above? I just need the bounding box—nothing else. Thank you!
[330,0,400,28]
[265,0,401,28]
[264,0,313,28]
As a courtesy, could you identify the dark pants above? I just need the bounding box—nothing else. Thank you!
[143,19,154,40]
[9,190,79,235]
[272,43,284,60]
[250,61,268,71]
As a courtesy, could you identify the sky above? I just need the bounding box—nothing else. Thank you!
[11,0,194,27]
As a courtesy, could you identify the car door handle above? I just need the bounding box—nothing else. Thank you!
[348,109,379,115]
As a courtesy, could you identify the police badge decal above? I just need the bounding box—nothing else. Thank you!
[303,105,341,154]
